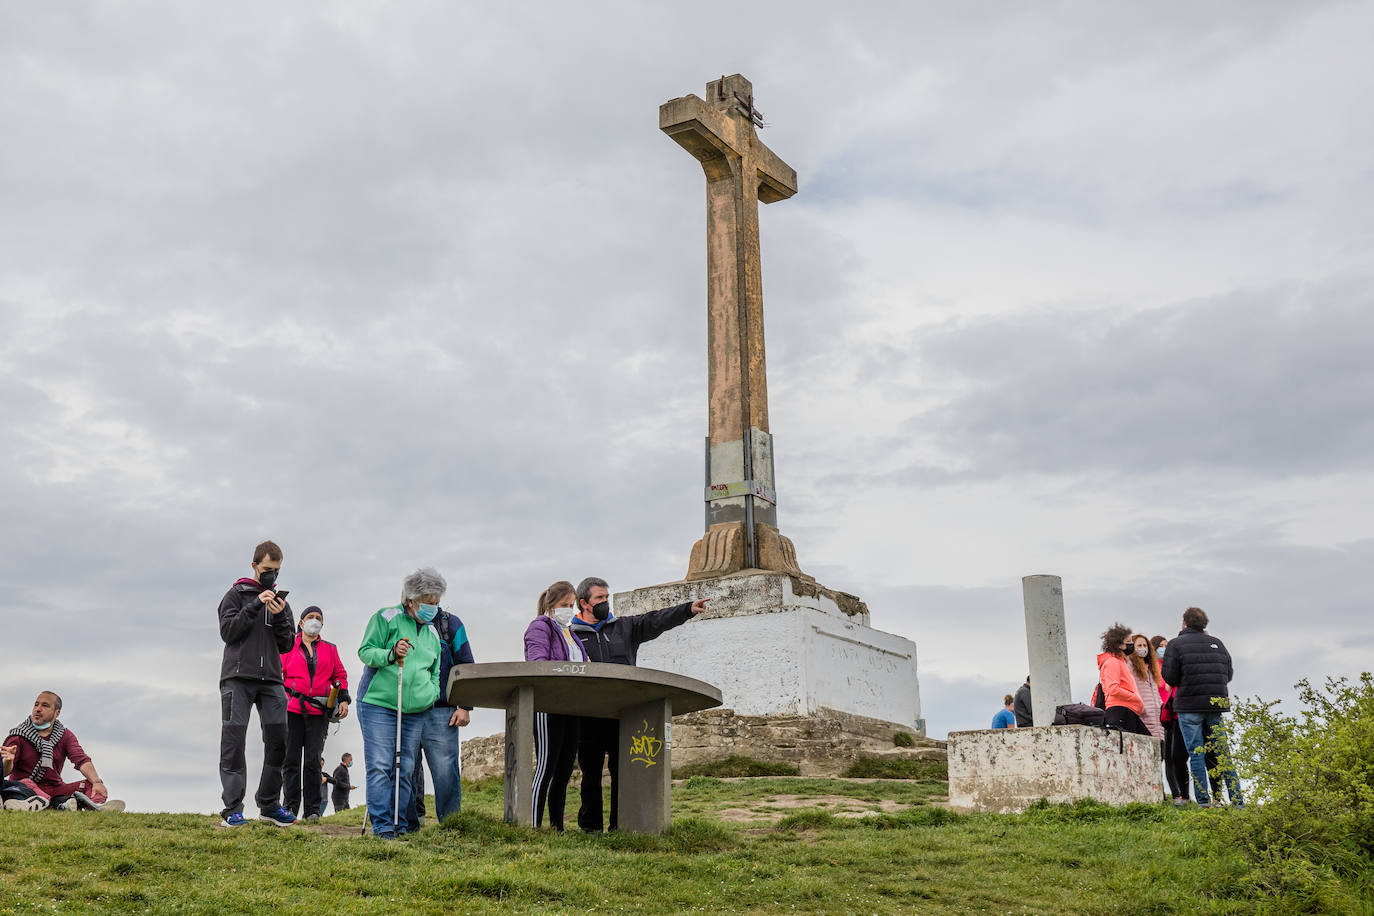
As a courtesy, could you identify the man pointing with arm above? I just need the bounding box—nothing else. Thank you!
[568,576,708,832]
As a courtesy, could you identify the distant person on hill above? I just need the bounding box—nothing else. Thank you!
[1096,623,1149,735]
[568,576,709,833]
[1160,607,1243,808]
[991,695,1017,729]
[327,753,357,812]
[216,539,297,828]
[1152,635,1191,804]
[1013,676,1033,727]
[280,606,351,823]
[1128,633,1165,740]
[356,567,444,839]
[524,580,587,831]
[4,691,124,811]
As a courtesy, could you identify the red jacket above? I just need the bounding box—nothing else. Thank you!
[1096,652,1144,715]
[281,636,350,716]
[3,729,90,790]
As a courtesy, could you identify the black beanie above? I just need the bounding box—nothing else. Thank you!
[300,605,323,622]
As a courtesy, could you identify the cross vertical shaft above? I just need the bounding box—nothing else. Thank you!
[661,75,809,580]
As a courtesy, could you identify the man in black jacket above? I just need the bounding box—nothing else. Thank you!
[216,539,298,827]
[1160,606,1243,807]
[328,753,356,812]
[569,576,708,832]
[1013,677,1033,728]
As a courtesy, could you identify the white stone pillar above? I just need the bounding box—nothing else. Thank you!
[1022,574,1072,726]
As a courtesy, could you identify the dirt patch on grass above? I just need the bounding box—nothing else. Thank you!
[716,794,912,823]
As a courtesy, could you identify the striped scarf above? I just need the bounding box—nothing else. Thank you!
[7,719,65,781]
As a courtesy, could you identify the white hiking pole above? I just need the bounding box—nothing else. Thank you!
[393,644,405,832]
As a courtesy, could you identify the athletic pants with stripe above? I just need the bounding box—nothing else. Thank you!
[531,712,580,830]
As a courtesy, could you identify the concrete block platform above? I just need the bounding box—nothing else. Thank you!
[947,725,1163,813]
[617,571,922,731]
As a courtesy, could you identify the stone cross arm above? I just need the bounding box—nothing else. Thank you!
[659,93,797,203]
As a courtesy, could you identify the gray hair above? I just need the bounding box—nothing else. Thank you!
[576,576,608,604]
[401,567,448,602]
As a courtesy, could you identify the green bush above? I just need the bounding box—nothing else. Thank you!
[840,756,947,780]
[1217,674,1374,889]
[672,755,799,778]
[892,731,915,747]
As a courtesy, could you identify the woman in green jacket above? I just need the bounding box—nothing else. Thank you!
[356,567,445,839]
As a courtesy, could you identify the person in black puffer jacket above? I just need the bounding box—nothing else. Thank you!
[1160,607,1243,808]
[568,576,709,832]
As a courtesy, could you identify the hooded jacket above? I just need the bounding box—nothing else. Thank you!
[1096,652,1144,715]
[567,602,694,666]
[218,579,296,683]
[1160,626,1233,713]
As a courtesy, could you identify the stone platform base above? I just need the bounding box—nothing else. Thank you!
[616,571,922,729]
[459,707,945,782]
[946,725,1164,813]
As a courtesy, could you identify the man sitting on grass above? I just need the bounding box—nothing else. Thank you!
[3,691,124,812]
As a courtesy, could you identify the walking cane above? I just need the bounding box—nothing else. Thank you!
[393,643,405,832]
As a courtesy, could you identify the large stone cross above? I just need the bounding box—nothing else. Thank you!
[661,74,809,581]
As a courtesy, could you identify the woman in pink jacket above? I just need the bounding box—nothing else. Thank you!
[1152,634,1192,804]
[280,605,351,821]
[1096,622,1149,735]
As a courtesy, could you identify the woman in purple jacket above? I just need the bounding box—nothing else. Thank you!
[523,580,587,830]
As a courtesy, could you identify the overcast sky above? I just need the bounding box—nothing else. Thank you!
[3,2,1371,814]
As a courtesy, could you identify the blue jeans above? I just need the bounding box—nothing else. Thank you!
[357,700,423,837]
[1177,711,1243,806]
[409,705,462,830]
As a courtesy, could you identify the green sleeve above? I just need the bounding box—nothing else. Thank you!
[358,611,395,669]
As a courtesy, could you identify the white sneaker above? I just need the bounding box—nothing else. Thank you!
[3,796,48,812]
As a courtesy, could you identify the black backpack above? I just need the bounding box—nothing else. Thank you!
[1054,703,1106,727]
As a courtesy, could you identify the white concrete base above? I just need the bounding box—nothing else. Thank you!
[947,725,1164,813]
[614,572,922,733]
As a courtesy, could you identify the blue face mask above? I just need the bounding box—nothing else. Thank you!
[416,603,440,624]
[1156,647,1166,658]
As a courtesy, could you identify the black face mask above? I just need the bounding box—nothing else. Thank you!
[258,568,279,589]
[592,601,610,622]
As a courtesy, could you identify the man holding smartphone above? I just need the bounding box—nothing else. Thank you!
[216,539,298,827]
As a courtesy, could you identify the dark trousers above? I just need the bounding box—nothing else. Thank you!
[576,716,618,832]
[2,778,40,801]
[219,678,288,818]
[282,711,329,817]
[533,712,580,830]
[1162,718,1191,799]
[1104,706,1150,735]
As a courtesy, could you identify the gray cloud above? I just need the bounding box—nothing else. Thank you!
[2,2,1371,812]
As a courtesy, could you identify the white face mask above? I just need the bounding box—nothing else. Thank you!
[552,607,574,626]
[1134,646,1148,658]
[302,619,323,636]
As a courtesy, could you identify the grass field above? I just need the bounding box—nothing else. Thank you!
[1,775,1370,915]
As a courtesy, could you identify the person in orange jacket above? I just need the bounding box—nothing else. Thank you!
[1096,623,1149,735]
